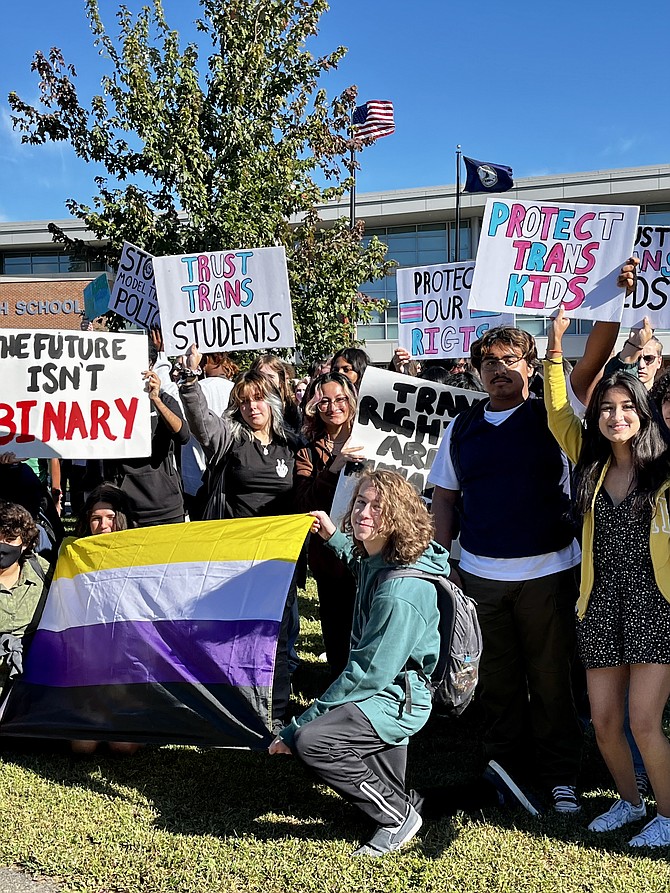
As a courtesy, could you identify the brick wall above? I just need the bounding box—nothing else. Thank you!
[0,279,93,330]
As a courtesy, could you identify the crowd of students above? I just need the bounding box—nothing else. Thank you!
[1,256,670,855]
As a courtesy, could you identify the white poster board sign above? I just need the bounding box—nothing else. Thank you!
[109,241,160,330]
[153,246,295,354]
[397,260,514,358]
[621,225,670,328]
[469,199,639,321]
[330,366,485,524]
[0,330,152,459]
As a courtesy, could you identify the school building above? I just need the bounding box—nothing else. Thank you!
[1,163,669,358]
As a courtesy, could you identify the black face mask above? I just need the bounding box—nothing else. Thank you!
[0,544,22,570]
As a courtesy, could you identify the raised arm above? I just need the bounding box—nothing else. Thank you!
[570,257,639,404]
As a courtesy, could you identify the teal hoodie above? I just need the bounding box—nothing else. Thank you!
[280,529,448,747]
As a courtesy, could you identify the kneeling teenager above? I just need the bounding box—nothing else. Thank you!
[269,470,446,857]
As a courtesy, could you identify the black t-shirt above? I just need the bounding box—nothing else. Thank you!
[224,437,295,519]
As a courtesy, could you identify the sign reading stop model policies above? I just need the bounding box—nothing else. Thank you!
[153,246,296,354]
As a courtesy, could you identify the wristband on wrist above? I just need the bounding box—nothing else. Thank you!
[625,339,642,352]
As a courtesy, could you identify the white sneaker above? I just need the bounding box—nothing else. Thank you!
[629,815,670,848]
[588,798,646,832]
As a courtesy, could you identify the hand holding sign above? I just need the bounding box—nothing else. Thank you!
[617,256,639,295]
[329,437,368,473]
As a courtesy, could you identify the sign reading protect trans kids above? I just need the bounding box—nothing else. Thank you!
[397,261,513,359]
[469,199,639,322]
[0,330,151,459]
[153,246,295,354]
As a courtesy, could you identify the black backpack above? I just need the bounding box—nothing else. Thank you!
[374,567,482,716]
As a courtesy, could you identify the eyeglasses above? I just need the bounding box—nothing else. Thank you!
[480,354,526,372]
[317,396,349,411]
[636,353,659,366]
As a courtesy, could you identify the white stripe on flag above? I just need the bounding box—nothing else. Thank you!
[40,559,294,632]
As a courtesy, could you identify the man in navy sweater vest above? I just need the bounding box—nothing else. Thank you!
[429,326,583,815]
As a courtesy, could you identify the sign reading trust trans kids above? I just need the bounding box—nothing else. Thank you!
[0,330,151,459]
[153,246,296,354]
[469,199,639,322]
[396,260,514,359]
[621,225,670,328]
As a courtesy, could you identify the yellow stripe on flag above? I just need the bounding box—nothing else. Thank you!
[55,514,313,581]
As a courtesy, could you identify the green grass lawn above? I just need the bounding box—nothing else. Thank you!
[0,579,668,893]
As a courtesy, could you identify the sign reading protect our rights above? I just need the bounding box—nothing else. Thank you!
[153,246,296,354]
[0,330,151,459]
[397,260,514,359]
[469,199,639,321]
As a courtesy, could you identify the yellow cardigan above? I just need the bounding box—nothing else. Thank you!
[543,358,670,619]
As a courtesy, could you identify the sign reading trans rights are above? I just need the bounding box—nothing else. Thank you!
[469,199,639,322]
[154,246,296,354]
[397,260,513,359]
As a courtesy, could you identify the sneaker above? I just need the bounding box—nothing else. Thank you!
[351,804,422,857]
[552,785,582,815]
[635,771,652,799]
[483,760,542,817]
[629,815,670,848]
[588,798,646,832]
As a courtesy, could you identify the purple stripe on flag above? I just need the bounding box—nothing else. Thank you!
[399,301,424,324]
[23,619,280,689]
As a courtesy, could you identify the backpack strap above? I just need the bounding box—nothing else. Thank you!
[372,566,449,714]
[25,553,46,582]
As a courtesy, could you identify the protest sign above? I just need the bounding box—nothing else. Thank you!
[109,241,160,330]
[469,199,639,321]
[621,225,670,328]
[153,246,295,354]
[83,273,111,320]
[0,329,151,459]
[397,260,514,358]
[330,366,485,523]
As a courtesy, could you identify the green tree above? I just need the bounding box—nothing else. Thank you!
[8,0,392,362]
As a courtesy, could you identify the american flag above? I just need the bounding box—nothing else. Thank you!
[352,100,395,143]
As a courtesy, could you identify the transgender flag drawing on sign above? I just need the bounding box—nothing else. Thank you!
[0,515,312,749]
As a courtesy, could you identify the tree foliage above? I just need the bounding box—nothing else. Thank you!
[8,0,392,361]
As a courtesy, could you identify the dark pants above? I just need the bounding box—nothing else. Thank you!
[272,579,297,727]
[293,702,409,828]
[314,573,356,678]
[460,567,583,787]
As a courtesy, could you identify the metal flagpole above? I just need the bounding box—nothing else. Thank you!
[349,142,357,230]
[455,144,462,262]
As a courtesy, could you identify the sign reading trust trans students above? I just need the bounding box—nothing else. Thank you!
[621,225,670,328]
[153,246,295,354]
[469,199,639,322]
[397,260,514,359]
[0,330,151,459]
[108,241,160,330]
[329,366,485,524]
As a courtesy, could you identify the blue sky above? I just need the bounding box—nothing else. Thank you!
[1,0,668,222]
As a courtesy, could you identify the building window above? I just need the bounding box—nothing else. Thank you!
[1,251,104,275]
[358,221,473,341]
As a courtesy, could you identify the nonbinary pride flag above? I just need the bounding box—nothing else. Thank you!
[0,515,312,749]
[463,156,514,194]
[352,100,395,143]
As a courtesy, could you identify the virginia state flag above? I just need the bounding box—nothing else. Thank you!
[463,156,514,194]
[0,515,312,749]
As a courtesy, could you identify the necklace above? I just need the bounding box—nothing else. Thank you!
[263,445,269,455]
